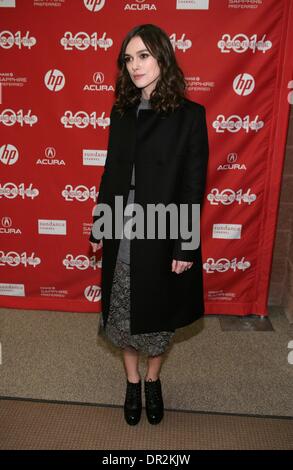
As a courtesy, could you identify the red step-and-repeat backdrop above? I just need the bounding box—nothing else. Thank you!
[1,0,293,316]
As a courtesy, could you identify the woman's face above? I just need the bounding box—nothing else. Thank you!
[124,35,161,98]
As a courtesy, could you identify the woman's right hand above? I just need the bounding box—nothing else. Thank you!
[90,240,103,253]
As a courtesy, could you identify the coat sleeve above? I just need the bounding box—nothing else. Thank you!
[172,104,209,262]
[89,105,115,244]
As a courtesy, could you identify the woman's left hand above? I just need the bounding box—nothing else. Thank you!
[172,260,193,274]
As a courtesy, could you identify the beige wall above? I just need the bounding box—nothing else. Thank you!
[270,105,293,320]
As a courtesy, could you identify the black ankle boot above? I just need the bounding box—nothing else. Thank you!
[144,378,164,425]
[124,379,142,426]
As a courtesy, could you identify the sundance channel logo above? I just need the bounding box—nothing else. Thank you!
[176,0,209,9]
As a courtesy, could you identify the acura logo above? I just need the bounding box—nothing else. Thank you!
[2,217,12,227]
[93,72,104,84]
[45,147,56,158]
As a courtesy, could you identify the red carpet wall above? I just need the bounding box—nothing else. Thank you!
[1,0,293,316]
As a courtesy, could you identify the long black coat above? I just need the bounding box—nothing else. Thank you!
[90,97,209,334]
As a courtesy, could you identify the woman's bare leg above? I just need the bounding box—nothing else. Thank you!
[122,346,141,383]
[145,354,163,381]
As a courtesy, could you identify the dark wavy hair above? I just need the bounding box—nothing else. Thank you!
[114,24,187,116]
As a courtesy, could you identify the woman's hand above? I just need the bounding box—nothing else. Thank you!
[90,240,103,252]
[172,259,193,274]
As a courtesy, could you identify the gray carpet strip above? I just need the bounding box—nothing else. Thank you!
[0,398,292,450]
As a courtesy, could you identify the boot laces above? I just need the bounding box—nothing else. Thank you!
[126,381,141,401]
[145,379,162,404]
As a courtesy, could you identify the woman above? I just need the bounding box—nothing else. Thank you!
[89,24,209,426]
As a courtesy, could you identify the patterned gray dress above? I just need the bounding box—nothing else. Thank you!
[99,96,175,356]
